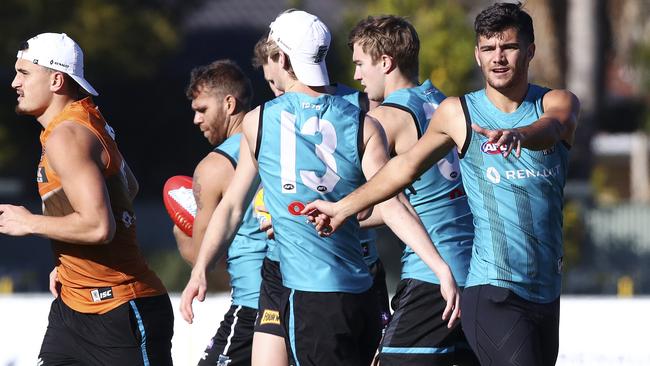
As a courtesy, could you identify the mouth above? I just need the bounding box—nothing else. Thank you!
[491,67,510,74]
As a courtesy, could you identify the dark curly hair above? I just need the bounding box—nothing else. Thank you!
[185,59,253,111]
[474,2,534,45]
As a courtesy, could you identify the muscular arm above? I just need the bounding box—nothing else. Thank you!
[368,105,419,155]
[472,89,580,156]
[180,107,261,323]
[175,152,234,265]
[521,89,580,148]
[0,121,115,244]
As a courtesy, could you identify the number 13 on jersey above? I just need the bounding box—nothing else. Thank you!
[280,110,340,194]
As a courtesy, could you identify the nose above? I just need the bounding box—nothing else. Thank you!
[193,112,202,125]
[353,66,362,81]
[493,47,507,64]
[11,73,20,89]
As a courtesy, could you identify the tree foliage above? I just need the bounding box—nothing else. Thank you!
[0,0,201,78]
[0,0,202,174]
[332,0,476,96]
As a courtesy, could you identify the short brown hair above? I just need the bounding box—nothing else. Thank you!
[252,33,270,69]
[186,59,253,111]
[250,33,297,81]
[348,15,420,80]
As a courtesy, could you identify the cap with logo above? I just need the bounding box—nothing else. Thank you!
[17,33,98,96]
[269,10,331,87]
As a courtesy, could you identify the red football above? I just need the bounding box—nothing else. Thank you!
[163,175,196,237]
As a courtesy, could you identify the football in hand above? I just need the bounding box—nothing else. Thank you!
[163,175,196,237]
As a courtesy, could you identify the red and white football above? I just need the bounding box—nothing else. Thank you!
[163,175,196,237]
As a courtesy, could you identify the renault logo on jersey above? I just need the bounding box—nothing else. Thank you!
[486,167,501,184]
[481,141,508,155]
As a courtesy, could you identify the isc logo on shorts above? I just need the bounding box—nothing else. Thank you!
[90,287,114,302]
[260,309,281,325]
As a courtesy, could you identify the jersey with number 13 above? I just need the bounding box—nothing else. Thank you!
[256,92,371,293]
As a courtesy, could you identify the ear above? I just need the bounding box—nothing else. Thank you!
[380,54,394,74]
[527,42,536,63]
[474,46,481,67]
[224,95,237,115]
[279,51,288,70]
[50,72,66,92]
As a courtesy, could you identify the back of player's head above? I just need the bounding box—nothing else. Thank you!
[348,15,420,80]
[186,59,253,111]
[268,9,331,86]
[474,2,534,45]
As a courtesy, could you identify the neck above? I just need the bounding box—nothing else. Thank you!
[384,71,417,99]
[485,80,529,113]
[37,94,79,129]
[285,80,326,97]
[226,113,245,137]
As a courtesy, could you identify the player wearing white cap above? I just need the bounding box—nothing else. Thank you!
[3,33,173,365]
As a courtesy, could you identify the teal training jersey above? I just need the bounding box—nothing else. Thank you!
[334,83,379,267]
[256,92,372,293]
[381,80,474,286]
[459,84,568,303]
[214,134,267,308]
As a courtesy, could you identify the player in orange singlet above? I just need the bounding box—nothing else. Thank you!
[1,33,173,365]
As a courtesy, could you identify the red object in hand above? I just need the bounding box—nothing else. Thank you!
[163,175,196,237]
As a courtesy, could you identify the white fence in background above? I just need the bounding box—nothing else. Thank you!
[0,294,648,365]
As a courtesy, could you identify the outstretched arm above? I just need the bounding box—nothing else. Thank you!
[180,108,261,324]
[303,100,462,232]
[472,89,580,157]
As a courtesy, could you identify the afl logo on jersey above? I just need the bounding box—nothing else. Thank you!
[481,141,508,155]
[316,185,328,192]
[283,183,295,190]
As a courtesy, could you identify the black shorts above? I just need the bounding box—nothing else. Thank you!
[198,304,256,366]
[283,288,382,366]
[368,258,391,330]
[461,285,560,366]
[379,279,478,366]
[254,258,288,337]
[39,294,174,366]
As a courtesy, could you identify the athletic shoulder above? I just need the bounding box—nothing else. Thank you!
[46,120,102,164]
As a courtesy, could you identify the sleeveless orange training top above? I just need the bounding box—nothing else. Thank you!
[37,97,166,314]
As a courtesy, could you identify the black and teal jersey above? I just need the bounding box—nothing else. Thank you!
[382,80,474,286]
[459,84,568,303]
[256,92,372,293]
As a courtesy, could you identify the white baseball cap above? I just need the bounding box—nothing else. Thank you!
[17,33,98,96]
[269,10,331,87]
